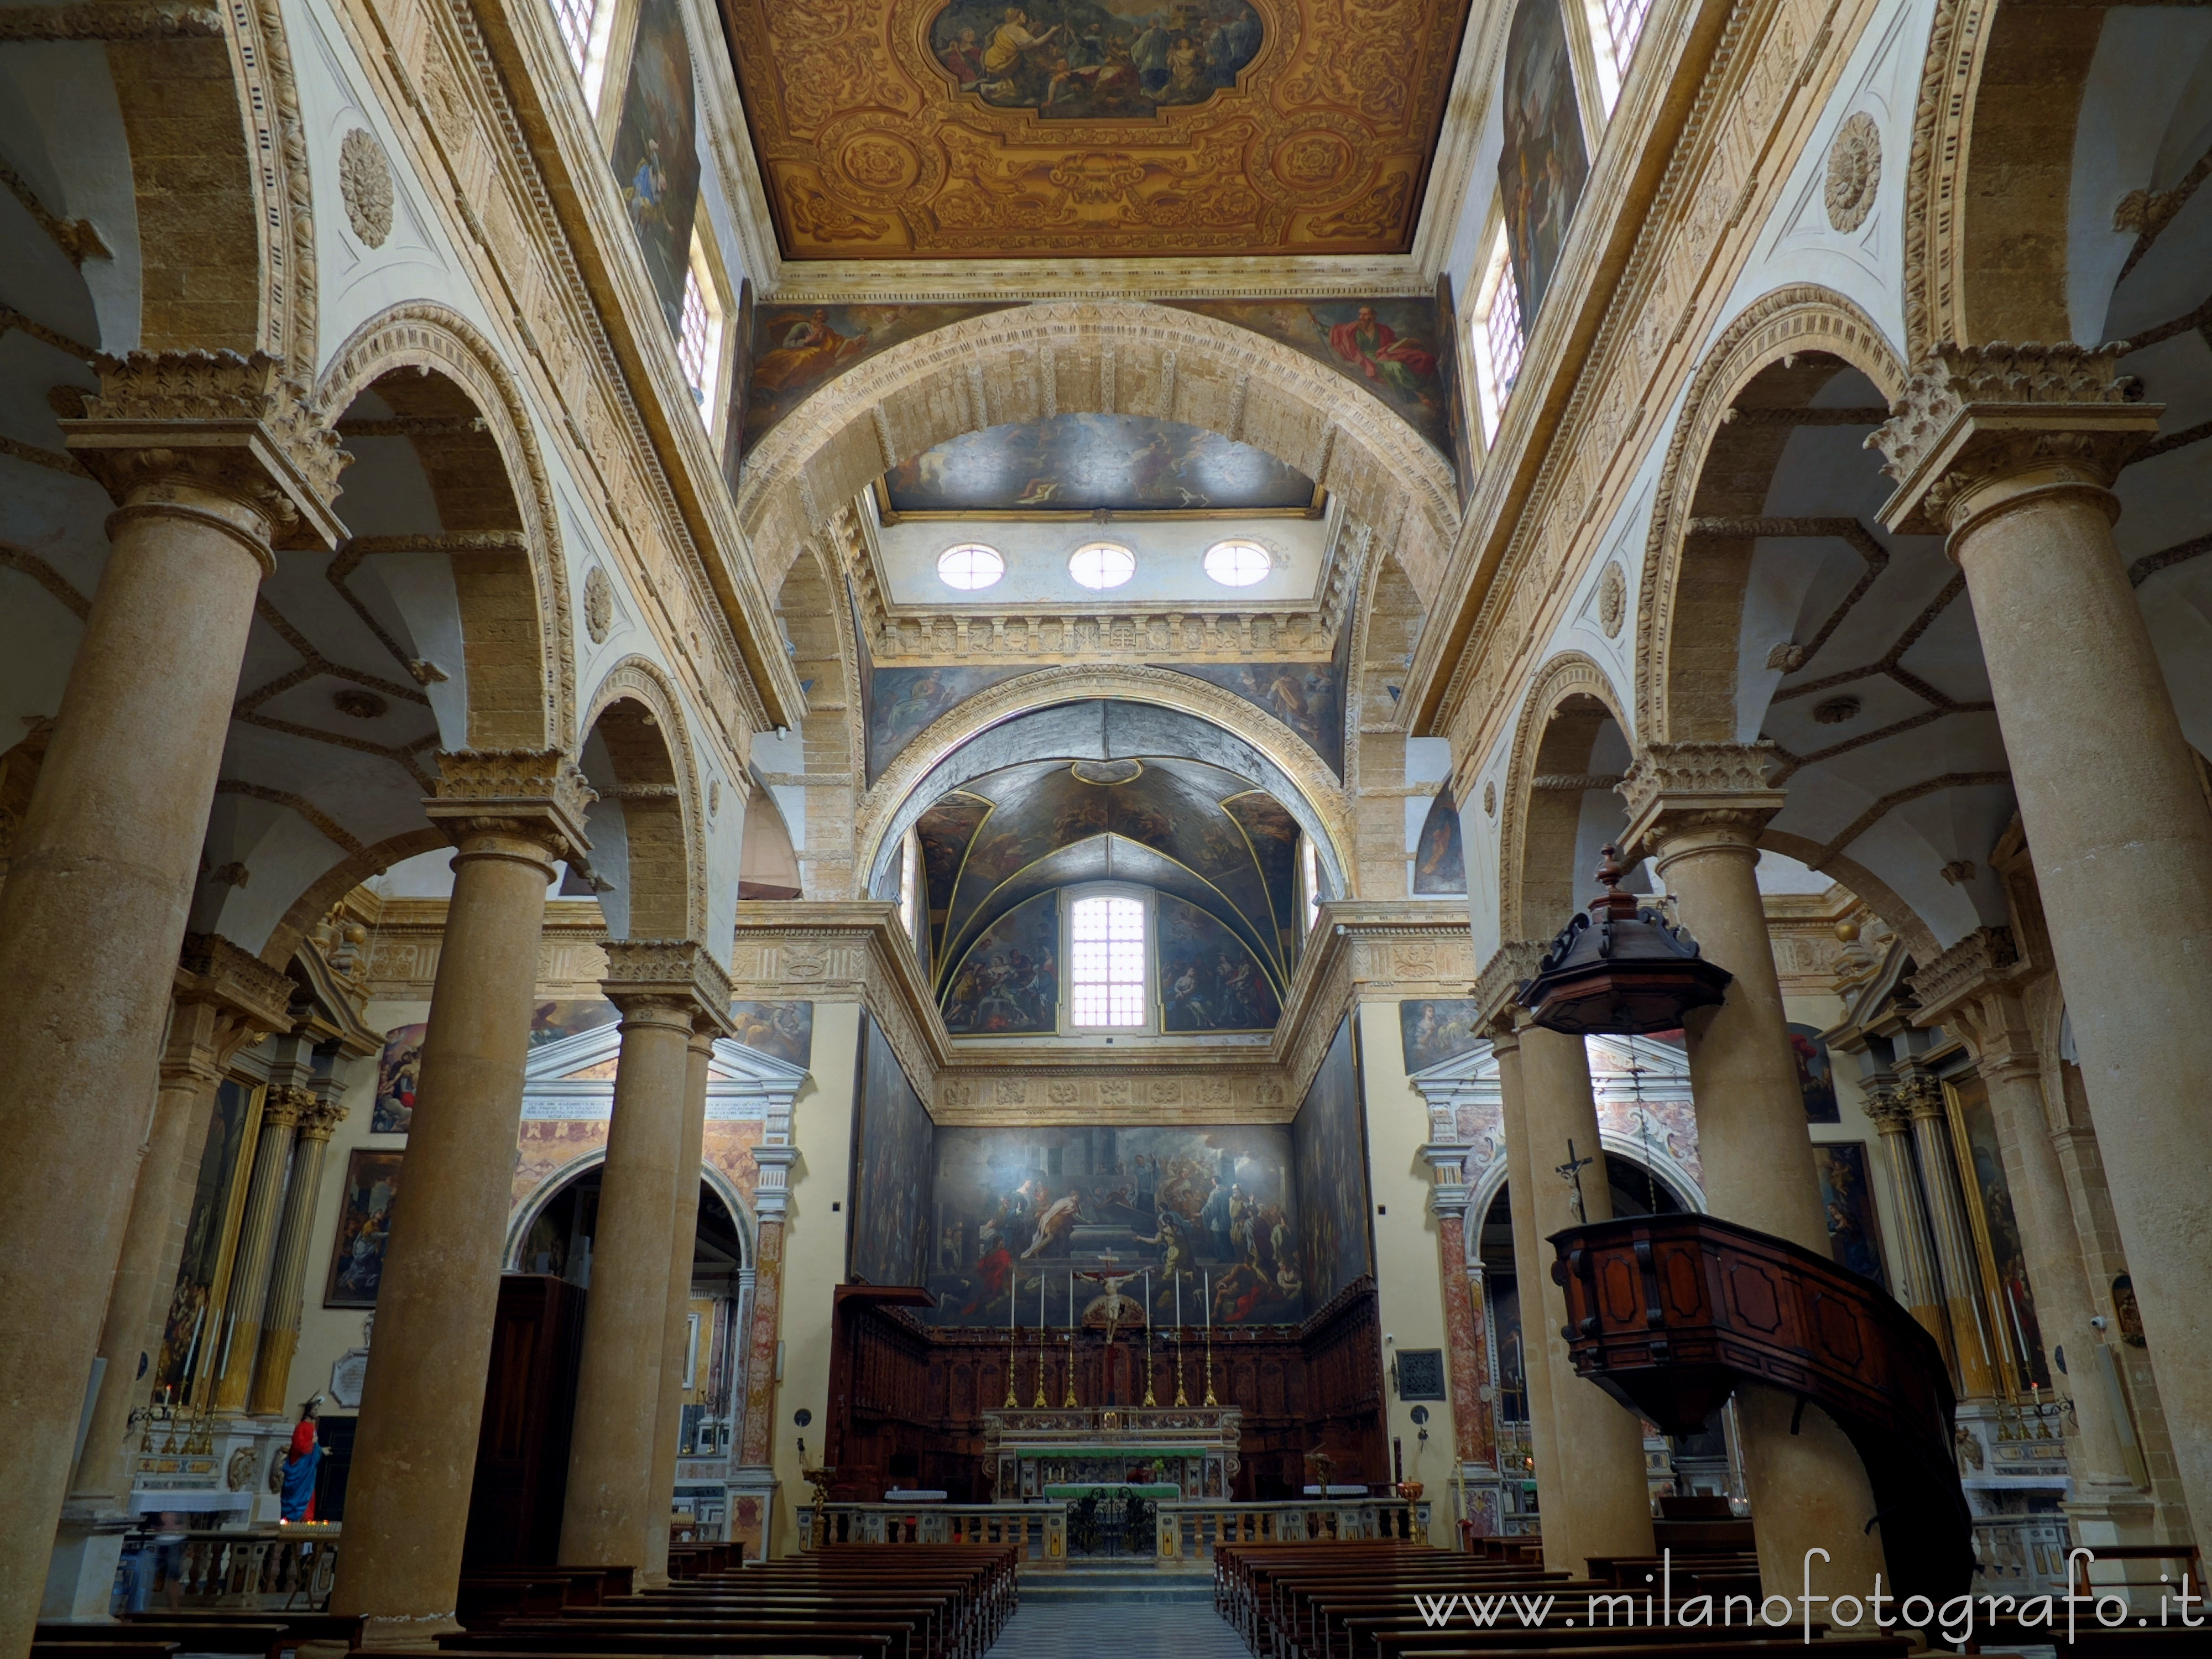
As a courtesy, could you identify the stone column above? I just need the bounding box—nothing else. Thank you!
[211,1088,307,1412]
[1515,1019,1657,1573]
[1621,750,1888,1601]
[69,951,295,1507]
[731,1066,795,1558]
[1863,1087,1957,1368]
[1901,1076,2001,1399]
[1489,1020,1566,1561]
[1874,342,2212,1532]
[251,1095,349,1415]
[641,1010,724,1585]
[1913,940,2146,1533]
[562,943,728,1575]
[332,754,590,1644]
[0,357,341,1650]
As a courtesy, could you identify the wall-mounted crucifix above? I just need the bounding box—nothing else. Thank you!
[1556,1138,1594,1223]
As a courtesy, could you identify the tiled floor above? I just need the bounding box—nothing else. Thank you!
[992,1600,1248,1658]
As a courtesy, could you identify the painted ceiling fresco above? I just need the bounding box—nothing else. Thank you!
[881,414,1320,517]
[917,755,1304,1025]
[718,0,1475,260]
[742,301,1019,453]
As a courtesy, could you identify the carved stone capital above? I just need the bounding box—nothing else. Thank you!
[261,1084,316,1130]
[601,938,735,1034]
[424,749,594,863]
[1473,941,1545,1032]
[61,351,347,552]
[1898,1074,1947,1121]
[1908,925,2021,1024]
[295,1100,349,1143]
[1863,1086,1914,1135]
[1619,742,1787,862]
[1869,343,2162,538]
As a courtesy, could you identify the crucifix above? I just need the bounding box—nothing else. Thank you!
[1556,1138,1594,1223]
[1076,1255,1141,1405]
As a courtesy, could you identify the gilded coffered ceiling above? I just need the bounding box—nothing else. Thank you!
[718,0,1474,260]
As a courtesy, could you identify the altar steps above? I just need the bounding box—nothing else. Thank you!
[1019,1559,1215,1605]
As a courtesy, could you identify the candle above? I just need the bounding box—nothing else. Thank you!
[1039,1271,1046,1331]
[1176,1270,1182,1333]
[1068,1270,1074,1327]
[1204,1271,1211,1331]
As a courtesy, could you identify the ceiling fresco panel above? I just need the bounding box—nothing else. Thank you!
[743,301,1022,453]
[718,0,1476,260]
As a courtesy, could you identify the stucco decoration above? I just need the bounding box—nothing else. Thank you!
[1597,561,1626,637]
[1824,113,1881,234]
[584,566,614,644]
[339,128,394,248]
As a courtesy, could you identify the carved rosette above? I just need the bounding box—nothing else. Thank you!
[1619,740,1788,862]
[338,128,394,249]
[1869,343,2162,538]
[424,748,595,862]
[601,937,736,1035]
[60,349,347,552]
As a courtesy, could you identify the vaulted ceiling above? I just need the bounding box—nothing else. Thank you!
[717,0,1474,260]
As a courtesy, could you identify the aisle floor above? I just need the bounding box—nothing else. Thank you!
[990,1600,1248,1659]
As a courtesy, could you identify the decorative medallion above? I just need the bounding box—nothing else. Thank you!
[584,565,613,643]
[333,687,388,719]
[1070,757,1143,785]
[709,776,722,818]
[339,128,395,249]
[1812,695,1861,724]
[1597,561,1626,637]
[1823,113,1881,234]
[1482,780,1497,817]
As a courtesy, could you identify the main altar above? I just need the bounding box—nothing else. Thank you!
[982,1405,1243,1501]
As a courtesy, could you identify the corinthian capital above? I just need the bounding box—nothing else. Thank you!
[1868,342,2161,538]
[1618,741,1788,861]
[424,749,595,863]
[1473,941,1546,1031]
[602,938,735,1034]
[60,349,347,551]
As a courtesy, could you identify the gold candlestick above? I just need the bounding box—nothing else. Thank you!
[1005,1336,1020,1409]
[1033,1329,1048,1409]
[1174,1329,1188,1407]
[1203,1332,1218,1407]
[1142,1322,1157,1408]
[1062,1331,1078,1408]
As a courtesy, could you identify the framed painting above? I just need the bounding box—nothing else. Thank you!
[372,1022,426,1134]
[1411,787,1466,894]
[609,0,701,340]
[1786,1022,1841,1122]
[1810,1141,1886,1291]
[1434,273,1476,505]
[1292,1019,1372,1311]
[727,999,813,1066]
[848,1015,935,1286]
[1399,999,1484,1073]
[1946,1074,2051,1389]
[154,1078,262,1398]
[1497,0,1589,321]
[325,1147,405,1309]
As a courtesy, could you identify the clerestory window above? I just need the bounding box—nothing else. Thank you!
[1068,892,1147,1028]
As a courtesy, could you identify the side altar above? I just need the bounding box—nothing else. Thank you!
[982,1406,1242,1501]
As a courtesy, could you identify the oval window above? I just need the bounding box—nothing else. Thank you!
[1068,541,1136,590]
[1203,538,1272,587]
[936,543,1005,591]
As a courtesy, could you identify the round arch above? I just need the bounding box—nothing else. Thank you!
[315,302,576,753]
[1495,651,1633,944]
[1463,1139,1707,1273]
[853,666,1358,900]
[1633,286,1906,746]
[581,655,711,941]
[732,300,1460,610]
[503,1145,758,1274]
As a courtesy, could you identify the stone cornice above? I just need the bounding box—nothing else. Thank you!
[1411,0,1867,755]
[728,900,1472,1124]
[1906,925,2022,1024]
[1870,344,2163,536]
[1473,941,1546,1031]
[178,932,300,1036]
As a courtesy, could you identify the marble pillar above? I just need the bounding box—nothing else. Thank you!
[642,1016,719,1585]
[68,963,291,1510]
[1515,1019,1657,1572]
[212,1088,307,1412]
[1622,750,1888,1600]
[1874,342,2212,1532]
[0,377,341,1649]
[1902,1076,2001,1399]
[251,1097,349,1415]
[1863,1088,1957,1369]
[332,754,589,1644]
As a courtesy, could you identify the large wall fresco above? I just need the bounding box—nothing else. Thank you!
[1412,787,1465,894]
[1399,998,1484,1072]
[1159,895,1279,1032]
[1166,298,1451,458]
[610,0,701,340]
[922,1125,1304,1326]
[1292,1018,1371,1310]
[1156,661,1342,777]
[882,414,1318,517]
[942,891,1060,1035]
[743,302,1020,454]
[851,1015,938,1286]
[1497,0,1589,322]
[723,0,1473,259]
